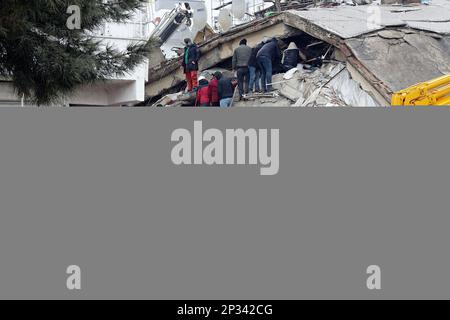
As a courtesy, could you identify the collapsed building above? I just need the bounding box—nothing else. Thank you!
[145,0,450,107]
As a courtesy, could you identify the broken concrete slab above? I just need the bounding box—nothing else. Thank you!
[346,33,450,93]
[235,62,378,107]
[286,2,450,39]
[148,46,167,70]
[152,91,197,107]
[285,7,405,39]
[390,4,450,22]
[235,93,292,107]
[378,30,405,39]
[380,3,450,35]
[286,63,378,107]
[407,21,450,35]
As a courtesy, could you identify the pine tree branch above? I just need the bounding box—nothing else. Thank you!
[0,0,154,105]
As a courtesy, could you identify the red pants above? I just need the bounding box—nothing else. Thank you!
[185,71,198,91]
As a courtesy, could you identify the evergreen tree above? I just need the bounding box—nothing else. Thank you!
[0,0,154,105]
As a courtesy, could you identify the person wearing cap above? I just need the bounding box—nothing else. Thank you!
[282,42,300,71]
[232,39,253,98]
[181,38,200,91]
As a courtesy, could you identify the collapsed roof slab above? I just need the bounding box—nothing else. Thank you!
[285,8,405,39]
[145,15,301,98]
[346,32,450,94]
[284,4,450,103]
[286,2,450,39]
[283,10,394,103]
[407,21,450,34]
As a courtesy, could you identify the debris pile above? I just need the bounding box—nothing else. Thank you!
[152,61,379,107]
[235,62,378,107]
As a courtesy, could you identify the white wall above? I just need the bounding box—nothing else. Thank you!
[77,2,152,106]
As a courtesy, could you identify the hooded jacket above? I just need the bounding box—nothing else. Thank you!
[195,79,210,106]
[282,42,300,69]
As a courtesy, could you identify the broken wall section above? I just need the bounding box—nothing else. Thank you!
[346,30,450,94]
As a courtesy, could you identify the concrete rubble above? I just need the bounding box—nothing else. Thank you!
[234,62,378,107]
[145,0,450,107]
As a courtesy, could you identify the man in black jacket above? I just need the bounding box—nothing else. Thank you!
[215,72,234,108]
[282,42,300,72]
[256,38,281,92]
[181,38,200,91]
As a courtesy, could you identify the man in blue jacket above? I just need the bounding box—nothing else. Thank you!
[256,38,281,92]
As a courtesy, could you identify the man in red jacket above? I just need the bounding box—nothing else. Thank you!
[195,78,211,107]
[208,72,221,106]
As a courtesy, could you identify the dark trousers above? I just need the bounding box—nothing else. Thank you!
[236,67,250,97]
[257,56,273,92]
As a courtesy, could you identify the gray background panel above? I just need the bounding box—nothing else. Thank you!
[0,108,449,299]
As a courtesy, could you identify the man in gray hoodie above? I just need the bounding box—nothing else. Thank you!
[232,39,253,97]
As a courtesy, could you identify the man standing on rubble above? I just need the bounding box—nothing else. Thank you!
[257,37,281,92]
[248,41,265,93]
[182,38,200,92]
[232,39,253,98]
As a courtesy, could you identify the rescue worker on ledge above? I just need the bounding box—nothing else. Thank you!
[232,39,253,98]
[182,38,200,92]
[256,37,281,92]
[248,41,265,93]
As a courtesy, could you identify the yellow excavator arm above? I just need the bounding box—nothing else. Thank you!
[391,74,450,106]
